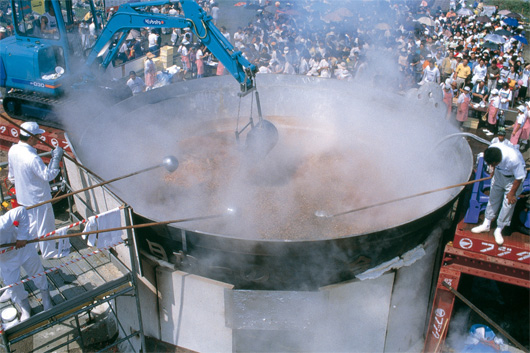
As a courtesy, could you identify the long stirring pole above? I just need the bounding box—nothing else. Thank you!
[1,113,178,211]
[316,176,493,218]
[26,164,161,210]
[0,213,226,248]
[317,165,530,218]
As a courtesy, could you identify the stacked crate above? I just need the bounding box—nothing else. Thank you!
[159,46,174,69]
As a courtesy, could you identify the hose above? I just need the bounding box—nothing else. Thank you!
[187,18,207,39]
[436,132,492,148]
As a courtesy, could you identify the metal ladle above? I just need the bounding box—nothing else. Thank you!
[28,156,179,210]
[236,89,279,158]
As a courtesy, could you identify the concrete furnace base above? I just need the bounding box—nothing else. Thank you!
[113,222,444,353]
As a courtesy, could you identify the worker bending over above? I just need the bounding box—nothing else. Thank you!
[472,144,526,245]
[0,207,53,321]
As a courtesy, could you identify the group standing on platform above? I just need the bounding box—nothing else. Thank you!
[0,122,63,321]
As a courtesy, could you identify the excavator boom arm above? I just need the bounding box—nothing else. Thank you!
[86,0,256,92]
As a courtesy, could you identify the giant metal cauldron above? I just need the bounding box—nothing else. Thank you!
[67,75,473,290]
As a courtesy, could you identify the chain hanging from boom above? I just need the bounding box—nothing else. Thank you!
[235,89,255,143]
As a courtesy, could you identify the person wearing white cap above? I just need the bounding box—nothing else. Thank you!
[509,104,530,150]
[471,78,488,106]
[486,88,501,135]
[499,62,510,83]
[183,27,193,46]
[456,86,471,125]
[7,122,64,260]
[471,144,526,245]
[0,207,53,321]
[443,82,454,119]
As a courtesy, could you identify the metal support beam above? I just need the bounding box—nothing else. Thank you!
[442,282,529,353]
[126,207,147,353]
[423,235,530,353]
[444,244,530,288]
[423,265,461,353]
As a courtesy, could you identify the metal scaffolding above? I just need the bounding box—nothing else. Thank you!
[0,159,146,353]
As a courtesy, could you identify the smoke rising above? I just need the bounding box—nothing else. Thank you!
[54,2,482,352]
[60,73,471,241]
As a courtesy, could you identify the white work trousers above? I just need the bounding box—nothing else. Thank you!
[485,172,524,229]
[27,204,56,259]
[0,244,48,305]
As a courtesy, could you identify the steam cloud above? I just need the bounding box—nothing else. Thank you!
[58,0,472,243]
[55,2,480,352]
[60,72,470,241]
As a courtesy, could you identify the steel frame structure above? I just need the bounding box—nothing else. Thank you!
[423,220,530,353]
[0,161,146,353]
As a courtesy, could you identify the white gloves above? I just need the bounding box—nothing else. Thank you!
[50,147,64,170]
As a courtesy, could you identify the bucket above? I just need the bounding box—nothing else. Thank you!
[1,307,19,330]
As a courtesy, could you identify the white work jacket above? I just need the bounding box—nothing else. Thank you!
[0,207,31,263]
[8,142,60,206]
[489,142,527,180]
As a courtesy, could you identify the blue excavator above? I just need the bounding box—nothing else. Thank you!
[0,0,277,154]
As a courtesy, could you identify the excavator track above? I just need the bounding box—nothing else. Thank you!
[2,91,67,129]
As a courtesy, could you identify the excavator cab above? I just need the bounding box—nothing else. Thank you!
[0,0,102,96]
[0,0,278,155]
[0,0,105,119]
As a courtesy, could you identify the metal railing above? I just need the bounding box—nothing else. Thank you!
[0,159,146,353]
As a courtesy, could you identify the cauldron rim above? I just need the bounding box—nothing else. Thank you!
[70,74,474,243]
[133,176,469,244]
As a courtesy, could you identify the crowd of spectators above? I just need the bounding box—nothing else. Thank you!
[163,0,528,94]
[0,0,527,147]
[169,0,527,149]
[117,0,530,149]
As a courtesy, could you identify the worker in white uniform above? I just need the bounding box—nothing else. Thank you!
[0,207,53,321]
[471,143,526,245]
[7,122,63,260]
